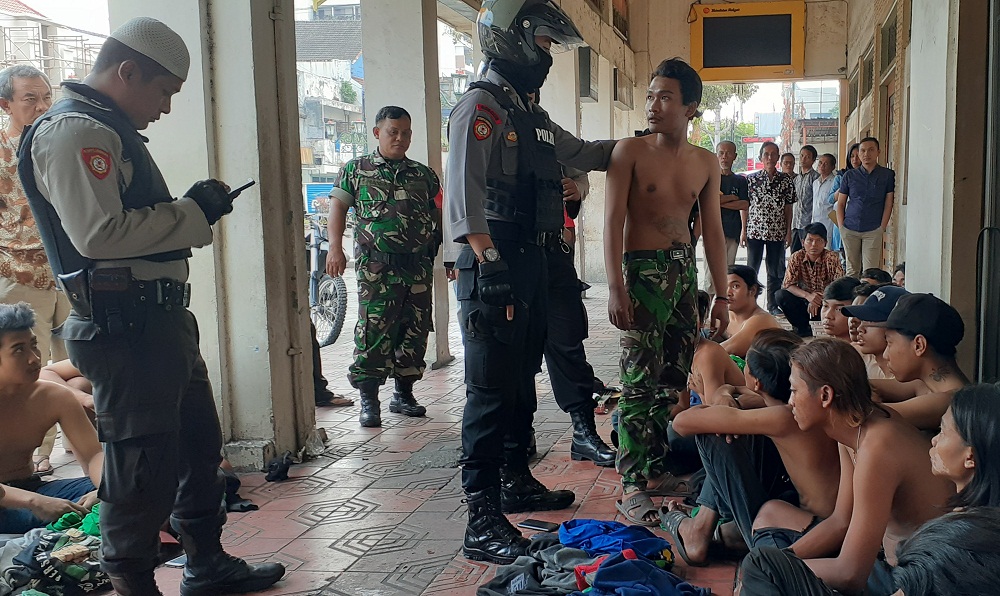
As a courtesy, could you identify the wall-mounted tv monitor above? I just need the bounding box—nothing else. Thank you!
[690,1,805,82]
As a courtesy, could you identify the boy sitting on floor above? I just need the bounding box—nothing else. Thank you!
[739,338,954,596]
[0,303,103,534]
[663,329,840,566]
[870,293,970,430]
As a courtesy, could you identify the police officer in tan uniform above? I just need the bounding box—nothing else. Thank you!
[18,17,284,596]
[446,0,615,564]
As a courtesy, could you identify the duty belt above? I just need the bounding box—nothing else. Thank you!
[88,268,191,310]
[622,245,695,264]
[487,220,561,246]
[358,244,435,268]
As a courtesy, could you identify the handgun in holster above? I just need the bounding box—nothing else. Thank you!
[57,269,93,319]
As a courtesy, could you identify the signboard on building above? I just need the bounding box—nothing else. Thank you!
[304,183,335,214]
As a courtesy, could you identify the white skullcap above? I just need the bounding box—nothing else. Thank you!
[109,17,190,81]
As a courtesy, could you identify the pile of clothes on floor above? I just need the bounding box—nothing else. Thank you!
[477,519,710,596]
[0,505,109,595]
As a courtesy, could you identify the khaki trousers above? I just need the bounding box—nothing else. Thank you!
[840,226,885,278]
[702,237,740,296]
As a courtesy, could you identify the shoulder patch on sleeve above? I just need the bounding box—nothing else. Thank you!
[473,116,493,141]
[475,103,502,125]
[81,147,111,180]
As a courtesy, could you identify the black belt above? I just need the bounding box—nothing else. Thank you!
[622,245,694,263]
[130,278,191,309]
[488,220,560,246]
[358,244,435,268]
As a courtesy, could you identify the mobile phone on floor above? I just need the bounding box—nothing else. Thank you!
[517,519,560,533]
[164,554,187,568]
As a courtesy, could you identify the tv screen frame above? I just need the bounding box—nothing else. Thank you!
[689,0,806,82]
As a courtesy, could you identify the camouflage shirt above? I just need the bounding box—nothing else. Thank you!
[330,150,440,254]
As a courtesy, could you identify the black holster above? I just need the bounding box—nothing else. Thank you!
[57,269,93,319]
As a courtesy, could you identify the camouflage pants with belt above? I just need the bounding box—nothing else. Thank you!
[348,256,433,386]
[616,250,698,491]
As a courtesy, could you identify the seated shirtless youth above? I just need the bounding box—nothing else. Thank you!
[721,265,780,358]
[0,303,103,534]
[604,58,729,525]
[739,338,954,596]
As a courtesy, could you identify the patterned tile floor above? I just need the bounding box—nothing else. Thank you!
[47,266,748,595]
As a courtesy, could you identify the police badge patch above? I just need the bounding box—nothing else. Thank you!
[81,147,111,180]
[473,116,493,141]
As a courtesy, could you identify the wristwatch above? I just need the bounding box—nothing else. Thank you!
[481,247,501,263]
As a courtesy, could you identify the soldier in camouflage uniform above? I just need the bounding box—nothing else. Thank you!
[326,105,441,427]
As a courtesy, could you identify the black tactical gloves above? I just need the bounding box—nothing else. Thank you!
[186,179,233,225]
[477,259,515,307]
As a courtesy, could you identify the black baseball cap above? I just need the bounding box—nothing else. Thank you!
[870,293,965,352]
[841,285,909,322]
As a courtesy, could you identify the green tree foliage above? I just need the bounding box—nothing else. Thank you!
[695,83,759,151]
[691,119,757,173]
[340,80,358,105]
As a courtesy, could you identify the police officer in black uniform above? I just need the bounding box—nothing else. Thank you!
[446,0,615,564]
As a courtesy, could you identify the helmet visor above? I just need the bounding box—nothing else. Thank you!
[479,0,530,31]
[534,23,585,53]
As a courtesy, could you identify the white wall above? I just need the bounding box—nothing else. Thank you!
[904,0,953,294]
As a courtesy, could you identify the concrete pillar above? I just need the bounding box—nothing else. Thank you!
[579,55,615,283]
[542,48,581,136]
[360,0,452,368]
[107,0,317,469]
[905,0,988,373]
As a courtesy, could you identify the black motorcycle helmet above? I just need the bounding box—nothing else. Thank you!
[478,0,585,66]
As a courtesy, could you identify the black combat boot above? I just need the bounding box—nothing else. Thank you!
[358,380,381,427]
[500,465,575,513]
[170,512,285,596]
[570,409,616,467]
[389,377,426,417]
[463,486,531,564]
[107,572,163,596]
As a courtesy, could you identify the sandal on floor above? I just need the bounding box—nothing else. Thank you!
[659,509,708,567]
[316,393,354,408]
[33,455,54,477]
[616,491,660,527]
[645,473,694,497]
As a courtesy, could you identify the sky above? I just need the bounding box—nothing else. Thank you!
[29,0,110,35]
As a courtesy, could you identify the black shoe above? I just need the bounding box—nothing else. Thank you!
[569,410,616,467]
[180,554,285,596]
[500,466,575,513]
[171,513,285,596]
[108,572,164,596]
[769,307,783,317]
[358,380,381,427]
[794,327,813,338]
[463,487,530,564]
[389,378,426,417]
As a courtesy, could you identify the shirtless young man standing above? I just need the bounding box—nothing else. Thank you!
[739,339,954,596]
[604,58,729,526]
[721,265,780,359]
[0,303,103,534]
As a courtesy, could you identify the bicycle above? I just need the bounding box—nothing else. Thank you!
[307,210,348,347]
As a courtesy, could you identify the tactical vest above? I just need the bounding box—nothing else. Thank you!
[469,81,565,234]
[17,82,192,277]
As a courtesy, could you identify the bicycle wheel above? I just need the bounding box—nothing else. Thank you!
[311,275,348,347]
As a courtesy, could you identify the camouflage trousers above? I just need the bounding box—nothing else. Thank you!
[348,257,433,386]
[616,248,698,490]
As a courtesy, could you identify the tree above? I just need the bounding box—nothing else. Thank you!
[340,80,358,105]
[691,119,757,172]
[697,83,759,149]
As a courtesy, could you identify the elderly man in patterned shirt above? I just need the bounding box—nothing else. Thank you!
[0,64,70,476]
[742,141,797,314]
[774,222,844,337]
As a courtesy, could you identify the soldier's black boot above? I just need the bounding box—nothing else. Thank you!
[358,380,381,427]
[570,409,616,467]
[463,486,531,564]
[500,464,576,513]
[171,512,285,596]
[107,572,163,596]
[389,377,426,417]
